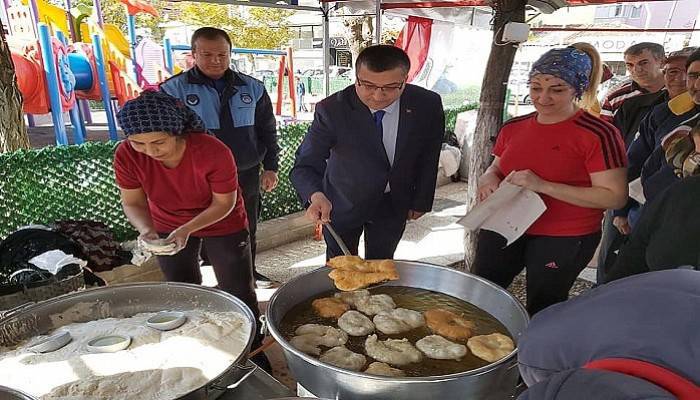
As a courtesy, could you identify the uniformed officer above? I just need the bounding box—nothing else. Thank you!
[161,27,280,288]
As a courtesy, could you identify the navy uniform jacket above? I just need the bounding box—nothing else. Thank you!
[161,67,280,171]
[518,270,700,393]
[290,84,445,228]
[613,103,699,219]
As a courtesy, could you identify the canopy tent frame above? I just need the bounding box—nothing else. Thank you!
[185,0,692,268]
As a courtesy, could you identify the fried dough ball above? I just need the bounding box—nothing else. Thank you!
[290,324,349,356]
[327,256,399,291]
[416,335,468,360]
[312,297,350,319]
[364,334,422,366]
[424,308,475,342]
[467,333,515,363]
[338,310,375,336]
[355,294,396,316]
[373,308,425,335]
[319,346,367,371]
[334,289,371,308]
[364,361,406,377]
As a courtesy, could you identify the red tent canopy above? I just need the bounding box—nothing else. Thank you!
[323,0,677,14]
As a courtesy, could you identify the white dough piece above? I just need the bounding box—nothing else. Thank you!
[355,294,396,316]
[364,334,422,366]
[319,346,366,371]
[334,290,371,308]
[364,361,405,377]
[290,324,349,356]
[373,308,425,335]
[416,335,468,360]
[338,310,375,336]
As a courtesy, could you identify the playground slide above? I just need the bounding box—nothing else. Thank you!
[23,0,70,34]
[103,24,130,57]
[79,23,131,58]
[26,0,130,58]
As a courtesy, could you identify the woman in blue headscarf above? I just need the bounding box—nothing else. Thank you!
[113,90,270,370]
[472,46,629,315]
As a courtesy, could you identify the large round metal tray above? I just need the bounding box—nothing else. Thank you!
[0,282,256,400]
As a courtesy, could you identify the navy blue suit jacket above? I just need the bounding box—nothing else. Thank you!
[290,84,445,229]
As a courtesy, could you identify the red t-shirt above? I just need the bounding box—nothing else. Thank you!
[113,133,248,237]
[493,110,627,236]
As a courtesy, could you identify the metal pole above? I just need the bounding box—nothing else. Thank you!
[663,1,679,45]
[93,0,104,27]
[163,37,174,74]
[56,29,85,144]
[64,0,76,40]
[322,2,330,97]
[80,100,93,124]
[375,0,381,44]
[28,0,39,24]
[38,23,69,145]
[127,14,138,81]
[92,32,118,140]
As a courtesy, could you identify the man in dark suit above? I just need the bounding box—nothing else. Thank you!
[290,45,445,259]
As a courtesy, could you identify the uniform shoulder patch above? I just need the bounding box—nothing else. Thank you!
[186,94,200,106]
[240,93,253,104]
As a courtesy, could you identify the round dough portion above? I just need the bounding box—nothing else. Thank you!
[424,308,475,342]
[467,333,515,363]
[334,290,371,308]
[312,297,350,319]
[364,334,422,366]
[355,294,396,316]
[338,310,375,336]
[364,361,405,377]
[416,335,467,360]
[319,346,366,371]
[290,324,349,355]
[373,308,425,335]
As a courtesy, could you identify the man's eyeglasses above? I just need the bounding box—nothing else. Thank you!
[356,78,405,93]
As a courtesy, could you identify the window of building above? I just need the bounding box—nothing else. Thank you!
[630,5,642,18]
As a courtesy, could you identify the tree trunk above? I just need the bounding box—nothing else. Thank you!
[0,29,30,153]
[462,0,526,271]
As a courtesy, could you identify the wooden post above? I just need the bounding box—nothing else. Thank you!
[462,0,526,271]
[0,28,30,152]
[287,47,297,119]
[275,54,286,116]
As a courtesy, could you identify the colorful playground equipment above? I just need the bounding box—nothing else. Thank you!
[2,0,173,145]
[3,0,299,145]
[170,45,299,118]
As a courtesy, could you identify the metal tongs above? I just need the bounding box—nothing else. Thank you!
[324,223,351,256]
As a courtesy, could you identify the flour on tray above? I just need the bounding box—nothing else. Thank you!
[0,310,250,399]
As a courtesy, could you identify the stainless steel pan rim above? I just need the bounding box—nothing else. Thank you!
[266,260,527,382]
[0,282,257,400]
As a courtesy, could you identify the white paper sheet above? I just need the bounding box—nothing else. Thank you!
[458,182,547,245]
[28,250,87,274]
[628,177,646,205]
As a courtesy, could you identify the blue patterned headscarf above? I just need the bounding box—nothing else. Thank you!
[117,90,205,136]
[529,47,593,98]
